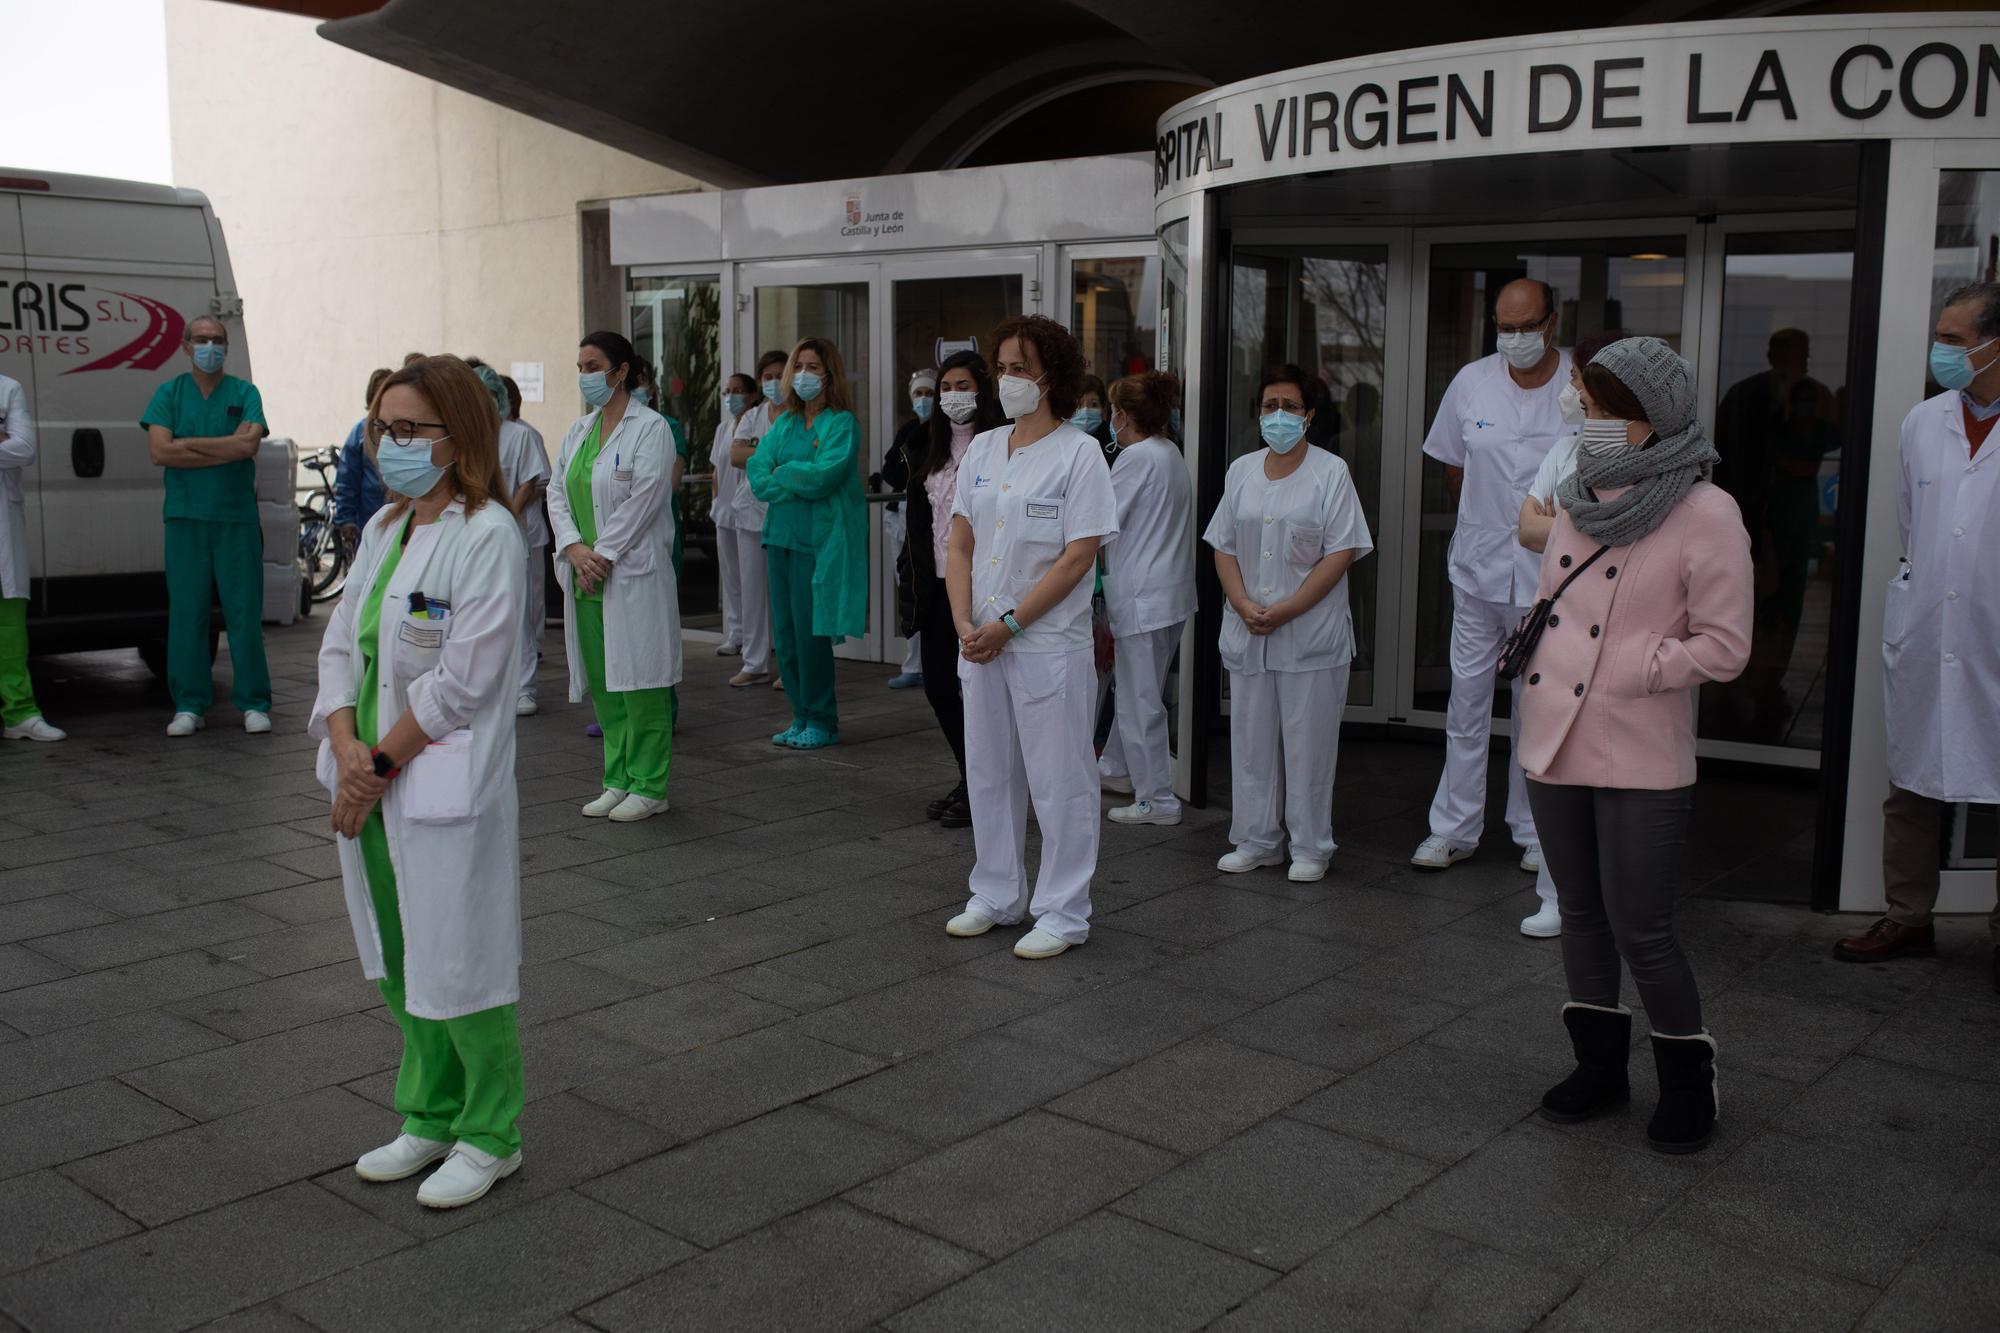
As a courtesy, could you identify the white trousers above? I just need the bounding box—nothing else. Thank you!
[1098,622,1182,814]
[961,646,1099,943]
[716,521,743,649]
[519,543,547,696]
[1427,593,1538,850]
[1534,862,1557,908]
[1228,662,1349,864]
[901,632,924,676]
[717,526,771,675]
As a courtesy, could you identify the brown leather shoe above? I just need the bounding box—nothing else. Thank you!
[1832,918,1935,963]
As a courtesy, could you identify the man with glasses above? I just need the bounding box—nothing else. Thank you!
[1412,278,1572,892]
[142,314,272,737]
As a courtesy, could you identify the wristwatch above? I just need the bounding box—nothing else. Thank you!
[371,748,400,780]
[1001,610,1024,637]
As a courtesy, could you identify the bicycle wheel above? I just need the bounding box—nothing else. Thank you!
[303,508,350,602]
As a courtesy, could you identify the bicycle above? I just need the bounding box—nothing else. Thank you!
[298,446,350,604]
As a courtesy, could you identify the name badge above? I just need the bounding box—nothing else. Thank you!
[398,620,444,650]
[614,468,635,482]
[1026,502,1059,520]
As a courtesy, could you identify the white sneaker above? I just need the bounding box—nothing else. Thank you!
[1288,859,1328,883]
[1107,800,1181,826]
[1411,835,1474,870]
[354,1132,453,1182]
[1520,901,1562,938]
[415,1144,522,1209]
[607,793,669,822]
[1014,927,1074,960]
[1519,845,1543,874]
[243,710,272,735]
[728,671,770,688]
[1217,848,1286,874]
[166,712,203,738]
[3,716,65,742]
[716,642,741,657]
[582,788,630,817]
[515,693,539,716]
[1100,773,1134,794]
[946,909,996,937]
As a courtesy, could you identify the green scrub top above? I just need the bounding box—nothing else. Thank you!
[140,373,268,523]
[564,416,606,601]
[356,517,412,748]
[746,408,868,641]
[666,414,689,577]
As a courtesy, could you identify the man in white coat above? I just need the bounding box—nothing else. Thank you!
[1412,278,1571,876]
[1835,281,2000,994]
[0,373,62,740]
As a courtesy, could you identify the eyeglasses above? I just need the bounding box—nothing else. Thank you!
[1495,311,1554,336]
[370,418,448,441]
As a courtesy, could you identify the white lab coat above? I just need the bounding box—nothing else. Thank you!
[1101,437,1195,638]
[729,403,773,530]
[547,403,684,699]
[0,375,34,600]
[1884,391,2000,804]
[497,418,552,549]
[310,498,527,1021]
[710,413,746,530]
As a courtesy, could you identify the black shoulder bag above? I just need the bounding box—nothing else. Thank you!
[1496,545,1610,681]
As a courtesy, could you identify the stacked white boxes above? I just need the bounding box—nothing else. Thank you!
[257,436,303,626]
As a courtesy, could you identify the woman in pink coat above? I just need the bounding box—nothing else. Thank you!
[1517,336,1752,1155]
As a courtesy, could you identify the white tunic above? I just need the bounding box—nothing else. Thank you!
[1883,391,2000,804]
[1101,437,1196,638]
[0,375,34,600]
[1530,432,1582,506]
[1203,446,1374,675]
[728,403,773,531]
[710,413,747,531]
[496,418,552,550]
[1423,350,1574,605]
[950,422,1118,653]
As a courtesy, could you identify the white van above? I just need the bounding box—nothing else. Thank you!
[1,168,255,673]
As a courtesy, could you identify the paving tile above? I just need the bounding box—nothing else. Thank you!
[1944,1158,2000,1248]
[1002,974,1259,1066]
[950,924,1183,998]
[0,1169,141,1276]
[518,910,639,966]
[761,915,1019,996]
[61,1085,389,1227]
[577,1027,882,1142]
[0,944,72,993]
[1730,935,1941,1012]
[1336,929,1557,1008]
[1098,884,1297,950]
[1287,1041,1547,1164]
[0,895,118,946]
[738,876,963,936]
[516,1018,658,1100]
[1859,1229,2000,1332]
[565,837,764,887]
[1211,1213,1569,1331]
[121,1012,400,1120]
[0,1182,409,1330]
[1542,1224,1877,1332]
[282,1191,689,1333]
[575,917,815,989]
[0,1009,231,1104]
[816,1031,1108,1148]
[569,977,798,1055]
[204,1303,324,1333]
[125,824,324,873]
[1701,987,1887,1084]
[1422,981,1605,1079]
[885,1211,1272,1333]
[514,957,651,1025]
[0,1079,192,1178]
[71,859,309,917]
[0,853,147,907]
[1049,1036,1331,1155]
[1219,976,1462,1073]
[570,875,807,931]
[517,868,636,919]
[236,878,350,926]
[792,971,1052,1059]
[207,916,361,977]
[30,901,286,971]
[1147,926,1370,1004]
[1775,1054,2000,1172]
[1270,879,1484,949]
[711,963,850,1013]
[850,1110,1176,1259]
[583,1104,921,1247]
[1858,989,2000,1085]
[169,961,381,1040]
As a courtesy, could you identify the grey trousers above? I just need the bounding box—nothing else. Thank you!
[1526,780,1702,1035]
[1883,785,2000,941]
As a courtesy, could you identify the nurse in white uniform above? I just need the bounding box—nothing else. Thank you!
[944,315,1119,960]
[711,371,770,682]
[1205,364,1373,883]
[470,360,553,716]
[1098,370,1194,826]
[0,373,62,741]
[311,356,527,1209]
[726,350,786,689]
[1414,277,1572,876]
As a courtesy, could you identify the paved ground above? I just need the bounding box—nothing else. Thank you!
[1,620,1996,1332]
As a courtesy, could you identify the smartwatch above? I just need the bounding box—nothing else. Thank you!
[1001,610,1024,637]
[371,748,400,780]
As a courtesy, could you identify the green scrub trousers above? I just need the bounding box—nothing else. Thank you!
[356,522,522,1158]
[0,597,42,726]
[164,518,271,717]
[767,544,836,732]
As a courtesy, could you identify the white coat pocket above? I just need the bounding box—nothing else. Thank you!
[1287,523,1325,568]
[400,728,476,824]
[1880,574,1915,647]
[395,615,446,679]
[314,738,339,796]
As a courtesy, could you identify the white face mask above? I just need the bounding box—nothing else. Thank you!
[1580,417,1635,457]
[1558,382,1586,427]
[1497,329,1549,372]
[997,374,1042,420]
[939,390,978,424]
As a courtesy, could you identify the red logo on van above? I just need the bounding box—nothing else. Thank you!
[65,293,184,374]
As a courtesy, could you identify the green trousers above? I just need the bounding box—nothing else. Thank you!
[574,597,672,798]
[163,518,271,716]
[0,597,41,726]
[767,545,837,732]
[360,810,523,1157]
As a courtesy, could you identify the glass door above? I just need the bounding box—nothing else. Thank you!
[628,271,724,629]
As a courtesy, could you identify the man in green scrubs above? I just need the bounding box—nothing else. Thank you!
[141,315,272,737]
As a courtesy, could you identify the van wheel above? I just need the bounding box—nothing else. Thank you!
[138,630,220,679]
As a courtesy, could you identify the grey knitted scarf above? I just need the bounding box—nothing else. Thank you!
[1555,336,1719,547]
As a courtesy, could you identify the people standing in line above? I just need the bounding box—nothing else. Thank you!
[711,372,772,684]
[142,314,273,738]
[1073,374,1115,462]
[1097,371,1194,826]
[312,355,528,1209]
[547,332,681,822]
[1205,365,1374,882]
[906,351,1006,827]
[880,369,935,691]
[1519,335,1751,1155]
[467,360,553,716]
[944,315,1119,960]
[1514,326,1628,939]
[731,350,789,694]
[1834,282,2000,994]
[336,367,393,552]
[746,338,868,748]
[0,371,61,741]
[1411,278,1573,874]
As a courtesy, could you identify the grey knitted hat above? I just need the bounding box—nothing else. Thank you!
[1557,334,1719,546]
[1590,336,1694,438]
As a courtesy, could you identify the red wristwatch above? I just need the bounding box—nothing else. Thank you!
[370,747,400,780]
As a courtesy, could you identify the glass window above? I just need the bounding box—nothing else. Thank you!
[628,273,722,626]
[1161,221,1190,436]
[891,273,1023,450]
[1072,255,1159,385]
[755,283,872,453]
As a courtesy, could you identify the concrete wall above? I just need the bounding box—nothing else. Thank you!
[163,0,702,454]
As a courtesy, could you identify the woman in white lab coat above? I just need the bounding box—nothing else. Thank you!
[1097,371,1193,825]
[468,357,554,716]
[547,331,683,822]
[712,370,771,684]
[1204,364,1373,883]
[0,372,62,741]
[310,355,528,1210]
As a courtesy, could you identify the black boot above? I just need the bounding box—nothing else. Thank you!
[938,786,972,829]
[1646,1031,1718,1154]
[1540,1002,1631,1123]
[926,782,965,821]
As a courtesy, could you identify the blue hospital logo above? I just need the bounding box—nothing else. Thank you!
[972,473,991,488]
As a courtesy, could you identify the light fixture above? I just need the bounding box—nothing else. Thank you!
[1628,252,1670,262]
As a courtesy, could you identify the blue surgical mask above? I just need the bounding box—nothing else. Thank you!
[378,435,450,498]
[580,371,615,408]
[792,370,823,402]
[723,392,749,416]
[1071,408,1103,433]
[912,396,934,422]
[761,377,783,405]
[1259,410,1306,453]
[1931,337,1996,393]
[191,342,226,374]
[631,385,650,407]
